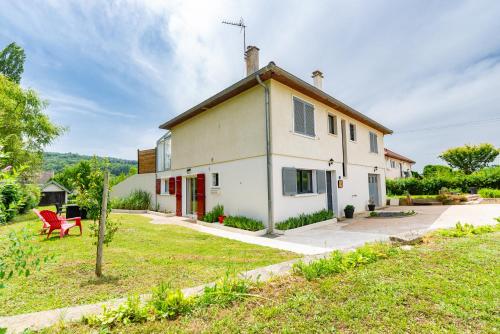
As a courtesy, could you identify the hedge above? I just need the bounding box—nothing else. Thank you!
[386,167,500,195]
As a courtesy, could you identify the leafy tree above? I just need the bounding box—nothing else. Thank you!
[0,42,25,84]
[439,143,499,175]
[52,160,92,191]
[422,165,453,178]
[0,75,64,178]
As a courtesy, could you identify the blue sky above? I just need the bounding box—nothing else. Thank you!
[1,0,499,170]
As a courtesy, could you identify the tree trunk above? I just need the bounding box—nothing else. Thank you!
[95,170,109,277]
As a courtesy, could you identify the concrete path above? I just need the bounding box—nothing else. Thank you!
[0,255,322,334]
[144,213,331,255]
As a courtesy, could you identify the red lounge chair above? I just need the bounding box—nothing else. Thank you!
[33,209,82,239]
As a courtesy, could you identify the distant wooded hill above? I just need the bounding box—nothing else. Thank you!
[43,152,137,176]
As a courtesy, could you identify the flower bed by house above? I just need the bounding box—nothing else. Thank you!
[276,209,334,231]
[223,216,265,232]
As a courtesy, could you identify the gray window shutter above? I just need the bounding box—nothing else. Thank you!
[373,133,378,153]
[282,167,297,196]
[305,104,315,136]
[293,99,305,134]
[316,170,326,194]
[333,115,338,135]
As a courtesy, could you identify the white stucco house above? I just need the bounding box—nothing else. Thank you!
[112,46,394,231]
[384,148,415,179]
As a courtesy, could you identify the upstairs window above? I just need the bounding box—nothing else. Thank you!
[369,132,378,153]
[349,123,356,141]
[328,114,337,135]
[390,160,396,168]
[293,97,315,137]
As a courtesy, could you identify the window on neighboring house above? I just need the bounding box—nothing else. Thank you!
[328,114,337,135]
[349,123,356,141]
[156,134,171,172]
[369,132,378,153]
[293,97,315,137]
[212,173,219,187]
[296,169,313,194]
[390,160,396,168]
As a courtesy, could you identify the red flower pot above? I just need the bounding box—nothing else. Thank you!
[218,215,226,224]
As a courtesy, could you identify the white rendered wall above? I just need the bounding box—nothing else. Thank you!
[157,156,268,224]
[272,154,386,221]
[111,173,155,199]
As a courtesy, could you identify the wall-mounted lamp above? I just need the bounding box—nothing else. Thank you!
[328,158,334,166]
[373,166,378,172]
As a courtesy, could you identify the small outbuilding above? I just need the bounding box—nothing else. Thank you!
[39,180,71,206]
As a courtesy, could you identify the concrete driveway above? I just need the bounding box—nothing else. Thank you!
[275,204,500,251]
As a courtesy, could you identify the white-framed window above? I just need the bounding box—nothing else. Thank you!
[390,160,396,168]
[293,97,315,137]
[369,132,378,153]
[349,123,357,141]
[211,173,219,188]
[328,114,337,135]
[282,168,326,196]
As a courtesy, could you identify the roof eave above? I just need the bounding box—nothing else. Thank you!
[159,62,393,135]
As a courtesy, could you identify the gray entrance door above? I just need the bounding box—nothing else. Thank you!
[368,174,379,206]
[326,171,333,211]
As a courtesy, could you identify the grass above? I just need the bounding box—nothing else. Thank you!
[52,229,500,333]
[0,209,296,316]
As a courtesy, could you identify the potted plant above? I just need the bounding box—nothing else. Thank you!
[344,205,355,218]
[367,198,376,212]
[212,204,225,224]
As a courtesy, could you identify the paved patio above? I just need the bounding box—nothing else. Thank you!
[276,204,500,250]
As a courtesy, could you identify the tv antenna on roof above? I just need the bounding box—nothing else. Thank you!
[222,17,246,55]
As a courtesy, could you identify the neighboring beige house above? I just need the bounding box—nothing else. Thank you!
[384,148,415,179]
[113,46,393,230]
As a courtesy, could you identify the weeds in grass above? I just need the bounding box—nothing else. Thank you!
[84,273,253,329]
[84,296,151,327]
[150,282,193,320]
[436,222,500,238]
[293,243,399,280]
[196,273,251,307]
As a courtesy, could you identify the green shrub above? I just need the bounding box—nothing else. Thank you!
[196,273,250,307]
[276,209,334,230]
[223,216,264,231]
[150,282,192,320]
[293,243,399,280]
[0,180,23,223]
[17,184,41,214]
[111,190,151,210]
[478,188,500,198]
[386,166,500,195]
[203,204,224,223]
[436,222,500,238]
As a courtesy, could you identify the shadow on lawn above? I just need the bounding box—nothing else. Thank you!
[80,275,120,287]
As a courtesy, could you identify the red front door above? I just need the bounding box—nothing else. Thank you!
[175,176,182,216]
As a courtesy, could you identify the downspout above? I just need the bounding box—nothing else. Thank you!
[256,74,274,234]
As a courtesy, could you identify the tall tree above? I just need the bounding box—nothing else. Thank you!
[0,75,64,178]
[439,143,499,174]
[0,42,26,84]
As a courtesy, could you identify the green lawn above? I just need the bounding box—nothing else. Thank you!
[53,231,499,333]
[0,210,296,316]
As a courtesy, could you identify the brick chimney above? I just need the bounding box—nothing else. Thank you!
[245,46,259,76]
[312,70,323,90]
